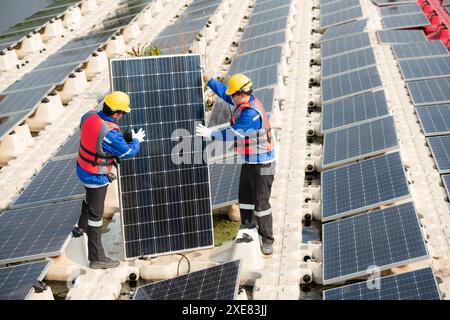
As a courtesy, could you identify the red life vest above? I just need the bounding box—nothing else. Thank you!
[77,111,120,175]
[230,97,275,155]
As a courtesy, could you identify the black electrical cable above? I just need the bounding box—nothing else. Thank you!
[176,254,191,276]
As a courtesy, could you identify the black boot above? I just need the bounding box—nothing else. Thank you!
[77,200,89,233]
[87,225,120,269]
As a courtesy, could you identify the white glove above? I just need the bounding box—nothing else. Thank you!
[132,128,146,143]
[195,124,212,142]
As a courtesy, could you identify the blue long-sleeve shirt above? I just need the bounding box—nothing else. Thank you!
[77,111,140,187]
[207,78,276,164]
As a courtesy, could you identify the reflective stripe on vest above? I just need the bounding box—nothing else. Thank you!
[231,98,275,155]
[77,111,120,175]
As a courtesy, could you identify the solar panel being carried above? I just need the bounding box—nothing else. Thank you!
[321,90,390,133]
[0,261,51,300]
[0,200,81,264]
[321,152,410,221]
[323,267,441,300]
[416,104,450,136]
[322,202,429,284]
[110,54,213,259]
[134,260,241,300]
[210,157,241,208]
[322,116,399,169]
[427,136,450,174]
[406,77,450,106]
[392,41,449,60]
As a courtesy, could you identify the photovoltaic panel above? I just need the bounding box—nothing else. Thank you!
[416,104,450,136]
[321,152,410,221]
[0,86,53,117]
[320,19,367,43]
[321,0,344,5]
[406,77,450,106]
[427,136,450,173]
[110,54,213,259]
[35,45,101,70]
[0,112,30,141]
[158,20,208,38]
[377,30,427,44]
[380,3,422,16]
[322,116,399,168]
[322,202,429,285]
[241,16,289,41]
[321,66,383,103]
[320,0,360,16]
[229,46,283,74]
[321,90,390,133]
[374,0,417,5]
[240,64,279,90]
[321,47,376,78]
[0,261,51,300]
[323,267,441,300]
[208,87,276,127]
[153,33,196,54]
[57,30,115,51]
[398,56,450,81]
[382,13,430,30]
[248,5,291,26]
[10,158,84,209]
[252,0,292,15]
[210,158,241,208]
[442,174,450,200]
[320,32,371,59]
[2,63,81,94]
[53,130,80,158]
[392,41,449,60]
[134,260,241,300]
[237,31,286,55]
[320,6,363,30]
[0,200,81,264]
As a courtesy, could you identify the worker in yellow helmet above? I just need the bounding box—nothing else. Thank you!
[197,71,276,255]
[75,91,145,269]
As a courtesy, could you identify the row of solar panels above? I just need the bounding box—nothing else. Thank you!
[379,3,430,30]
[318,0,363,30]
[205,0,294,208]
[0,0,81,52]
[0,0,154,141]
[317,3,440,299]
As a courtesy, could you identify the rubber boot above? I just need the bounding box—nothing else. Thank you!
[87,225,119,269]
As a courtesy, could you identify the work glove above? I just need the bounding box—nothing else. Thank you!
[195,124,213,142]
[107,172,117,183]
[132,128,146,143]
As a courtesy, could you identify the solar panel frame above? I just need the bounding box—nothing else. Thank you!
[321,152,411,222]
[416,104,450,136]
[323,267,441,300]
[0,261,51,300]
[320,6,363,30]
[398,55,450,81]
[321,66,384,103]
[320,32,372,59]
[134,259,241,300]
[377,30,428,44]
[321,47,377,79]
[322,116,399,169]
[53,130,80,159]
[110,54,214,260]
[241,16,289,41]
[0,112,30,141]
[320,19,367,43]
[0,86,54,117]
[248,5,291,26]
[322,202,429,285]
[406,77,450,106]
[252,0,292,15]
[321,90,390,133]
[237,31,287,55]
[0,200,81,265]
[10,158,84,209]
[320,0,361,16]
[392,41,449,60]
[382,13,430,30]
[427,136,450,174]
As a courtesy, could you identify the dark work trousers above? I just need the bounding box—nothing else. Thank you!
[238,162,276,245]
[78,185,108,262]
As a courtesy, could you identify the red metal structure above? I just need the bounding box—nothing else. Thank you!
[419,0,450,50]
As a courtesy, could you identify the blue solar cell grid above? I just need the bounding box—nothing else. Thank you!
[427,136,450,174]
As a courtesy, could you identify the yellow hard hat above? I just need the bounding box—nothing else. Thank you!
[225,74,253,95]
[104,91,131,113]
